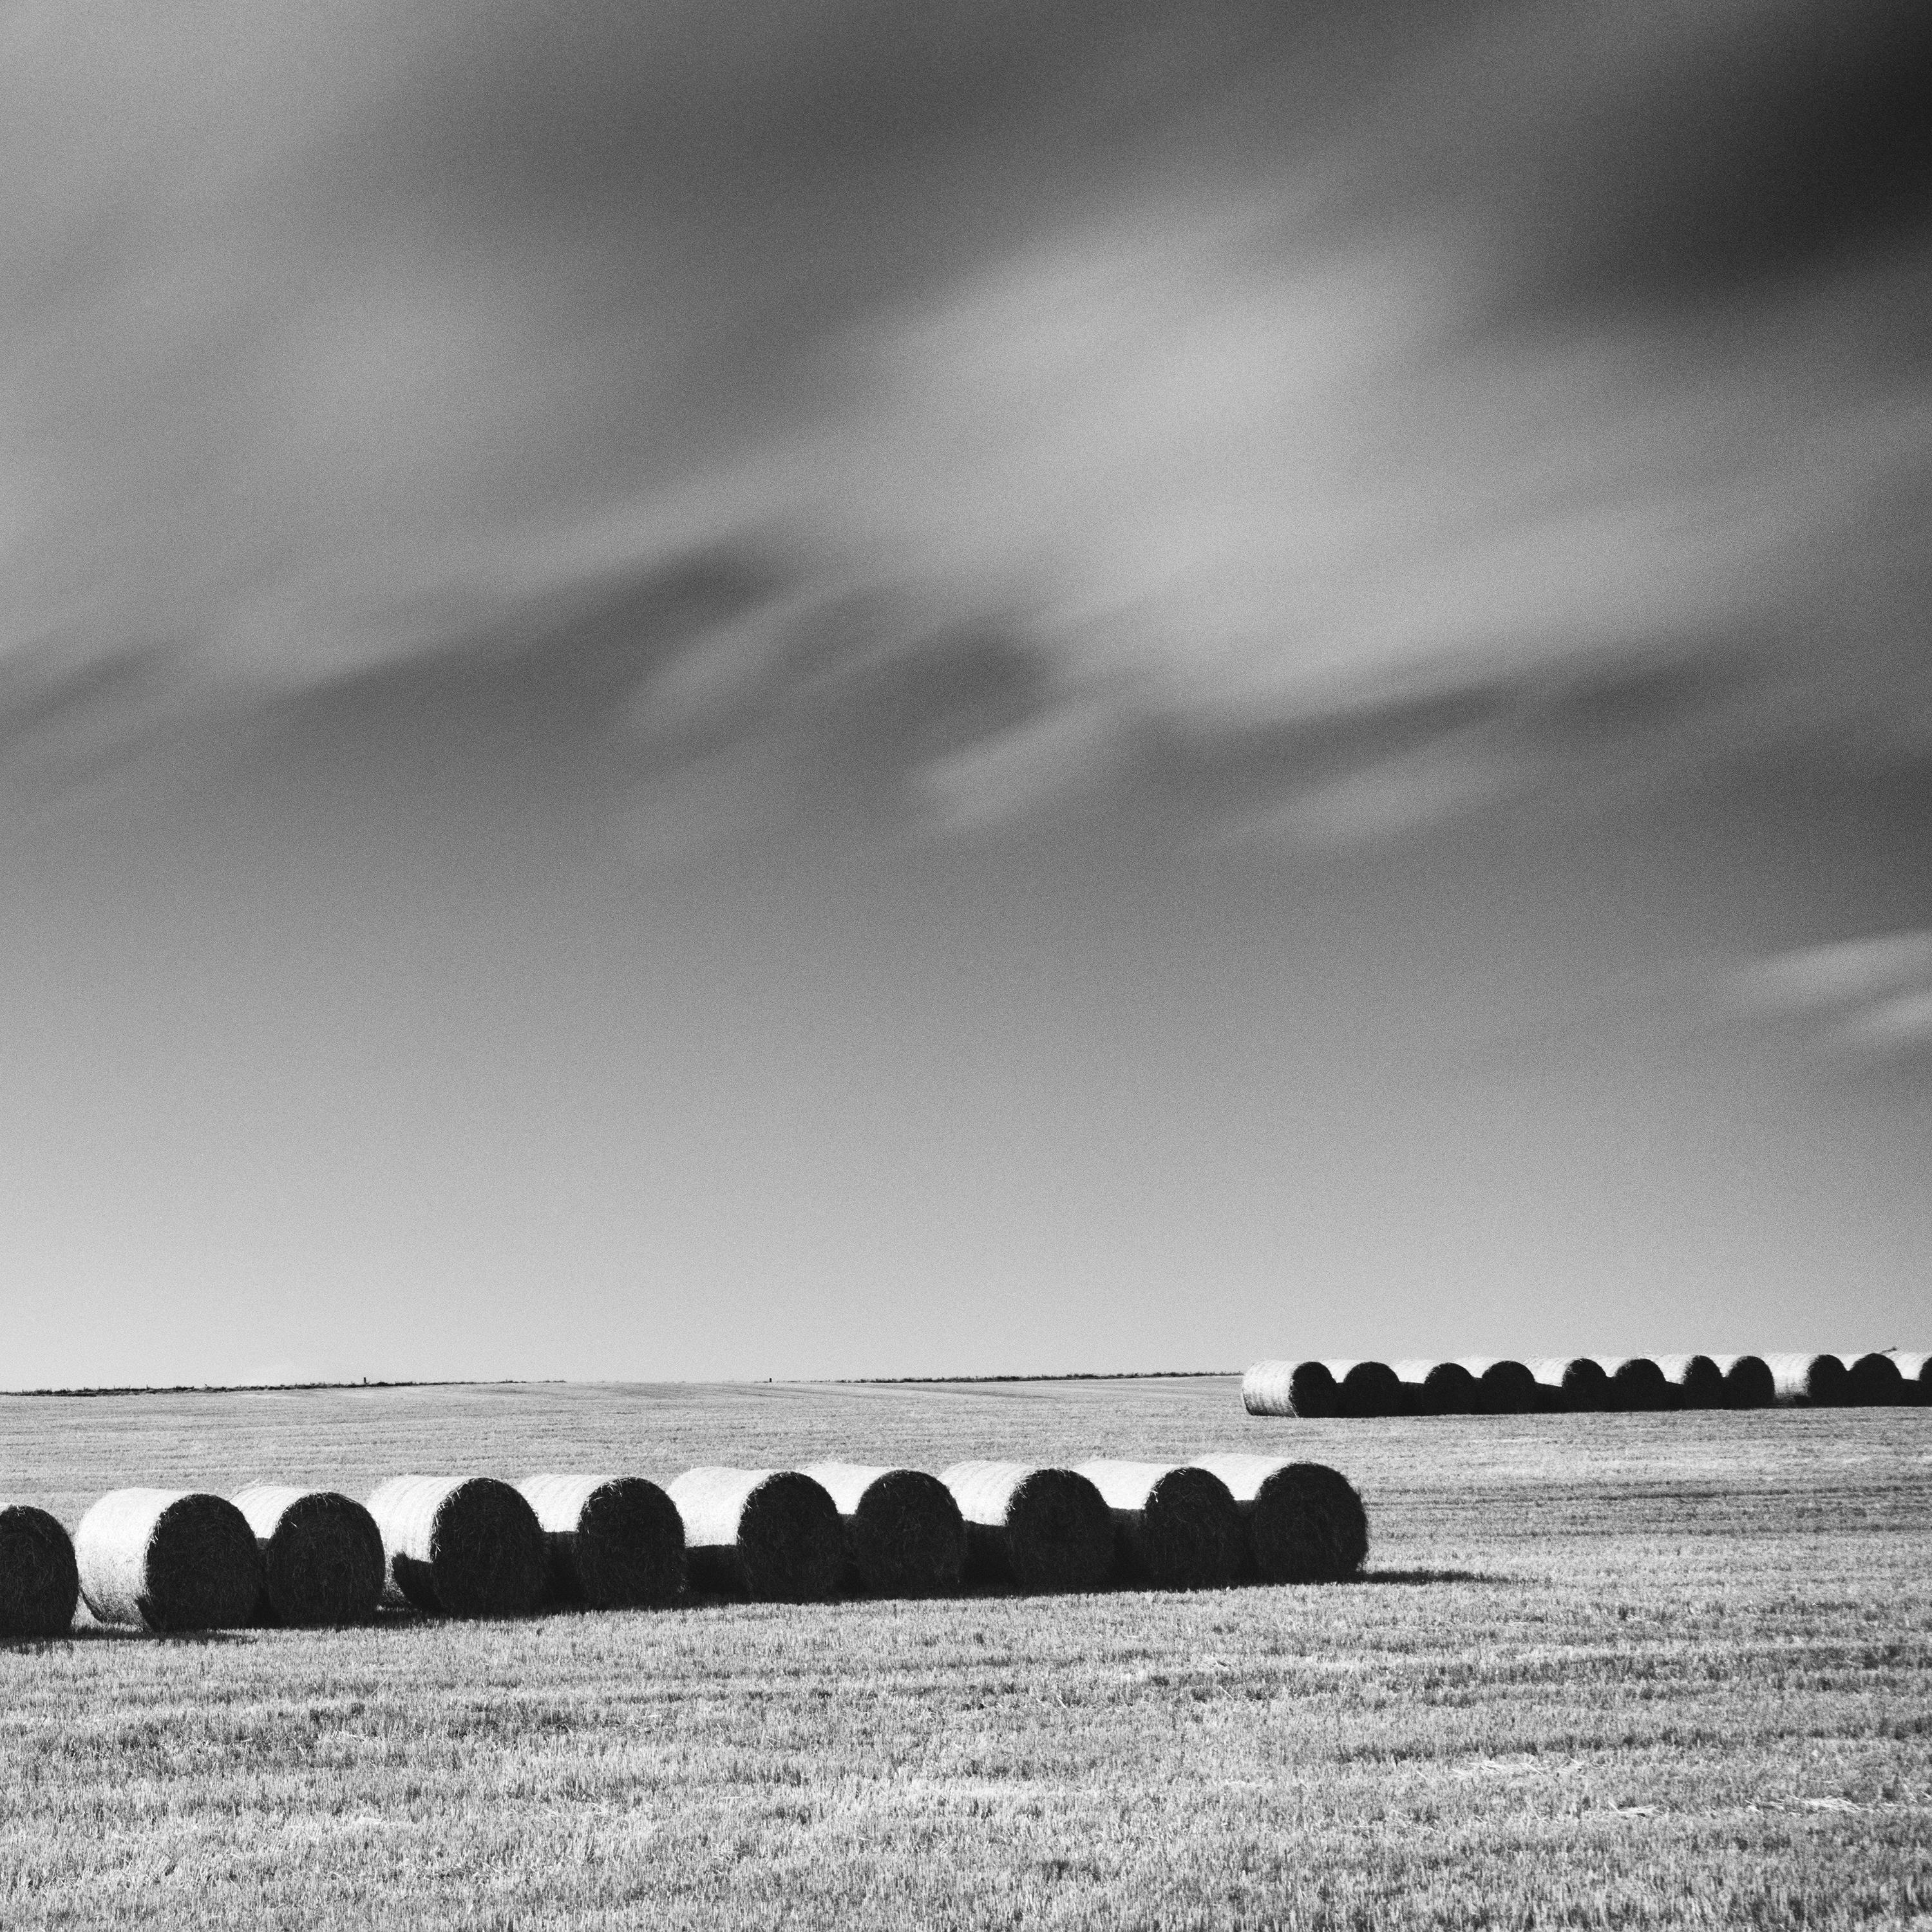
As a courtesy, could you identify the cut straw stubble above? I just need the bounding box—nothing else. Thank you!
[365,1475,548,1618]
[667,1468,844,1602]
[1074,1461,1245,1591]
[74,1489,262,1632]
[942,1462,1115,1595]
[797,1463,965,1598]
[232,1485,384,1627]
[0,1504,80,1641]
[517,1474,685,1609]
[1191,1454,1369,1584]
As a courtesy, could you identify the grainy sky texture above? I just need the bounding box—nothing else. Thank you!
[3,0,1928,1388]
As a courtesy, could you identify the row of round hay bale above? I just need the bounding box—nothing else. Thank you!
[1191,1455,1369,1583]
[366,1475,549,1618]
[233,1486,385,1626]
[667,1467,844,1603]
[1,1504,80,1640]
[800,1463,965,1598]
[942,1462,1116,1593]
[1074,1461,1245,1590]
[519,1474,685,1609]
[75,1490,261,1632]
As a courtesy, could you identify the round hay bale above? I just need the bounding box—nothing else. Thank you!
[517,1475,685,1609]
[1418,1361,1480,1415]
[1241,1360,1340,1417]
[1526,1357,1609,1411]
[1653,1354,1725,1408]
[1845,1352,1906,1406]
[1337,1361,1403,1419]
[1193,1454,1368,1583]
[941,1463,1115,1595]
[1477,1361,1539,1415]
[798,1464,965,1599]
[365,1475,547,1618]
[1074,1461,1245,1591]
[0,1505,79,1641]
[232,1486,384,1627]
[1599,1356,1673,1412]
[1716,1354,1775,1408]
[1886,1351,1930,1405]
[75,1490,261,1633]
[1764,1352,1851,1406]
[667,1468,844,1602]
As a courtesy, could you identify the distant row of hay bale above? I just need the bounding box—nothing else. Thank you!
[0,1455,1369,1640]
[1245,1349,1929,1417]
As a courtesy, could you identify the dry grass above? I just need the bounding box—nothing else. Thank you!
[0,1381,1927,1927]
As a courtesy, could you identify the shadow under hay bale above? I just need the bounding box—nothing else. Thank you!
[75,1490,262,1633]
[1075,1461,1245,1591]
[1527,1357,1609,1412]
[1193,1454,1368,1582]
[799,1464,965,1599]
[1716,1354,1776,1408]
[1241,1359,1340,1417]
[232,1486,384,1627]
[668,1468,844,1602]
[518,1475,685,1609]
[1337,1361,1403,1419]
[1846,1352,1906,1406]
[942,1463,1115,1595]
[366,1476,547,1619]
[1765,1353,1850,1406]
[0,1504,79,1641]
[1477,1361,1539,1415]
[1671,1355,1727,1408]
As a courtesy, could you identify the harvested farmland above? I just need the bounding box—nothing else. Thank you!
[365,1475,547,1618]
[799,1463,965,1599]
[1074,1460,1245,1590]
[668,1468,844,1602]
[1193,1454,1369,1583]
[942,1462,1115,1594]
[0,1504,79,1641]
[232,1485,384,1627]
[74,1488,261,1633]
[518,1474,685,1609]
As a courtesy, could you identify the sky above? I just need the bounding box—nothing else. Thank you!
[1,0,1928,1388]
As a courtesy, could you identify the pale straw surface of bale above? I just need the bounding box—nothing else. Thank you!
[668,1468,844,1602]
[942,1461,1115,1595]
[366,1475,547,1618]
[1764,1353,1851,1406]
[1074,1460,1244,1590]
[798,1463,965,1598]
[75,1488,261,1632]
[0,1504,79,1641]
[232,1484,384,1627]
[1191,1454,1369,1584]
[518,1474,685,1609]
[1242,1359,1344,1417]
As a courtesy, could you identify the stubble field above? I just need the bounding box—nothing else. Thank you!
[1,1376,1928,1929]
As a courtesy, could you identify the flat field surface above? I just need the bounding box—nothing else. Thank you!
[1,1378,1929,1929]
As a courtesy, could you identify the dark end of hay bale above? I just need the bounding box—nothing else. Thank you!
[391,1479,547,1618]
[1802,1354,1850,1406]
[1723,1355,1776,1408]
[1420,1362,1480,1415]
[146,1496,263,1633]
[571,1479,686,1609]
[848,1470,965,1600]
[992,1469,1115,1595]
[1287,1361,1339,1418]
[1132,1468,1245,1591]
[1478,1361,1538,1415]
[1846,1352,1906,1407]
[1338,1361,1403,1419]
[1559,1358,1611,1411]
[1249,1463,1369,1583]
[1608,1358,1674,1412]
[0,1506,79,1642]
[730,1472,845,1604]
[1674,1356,1727,1408]
[260,1493,384,1627]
